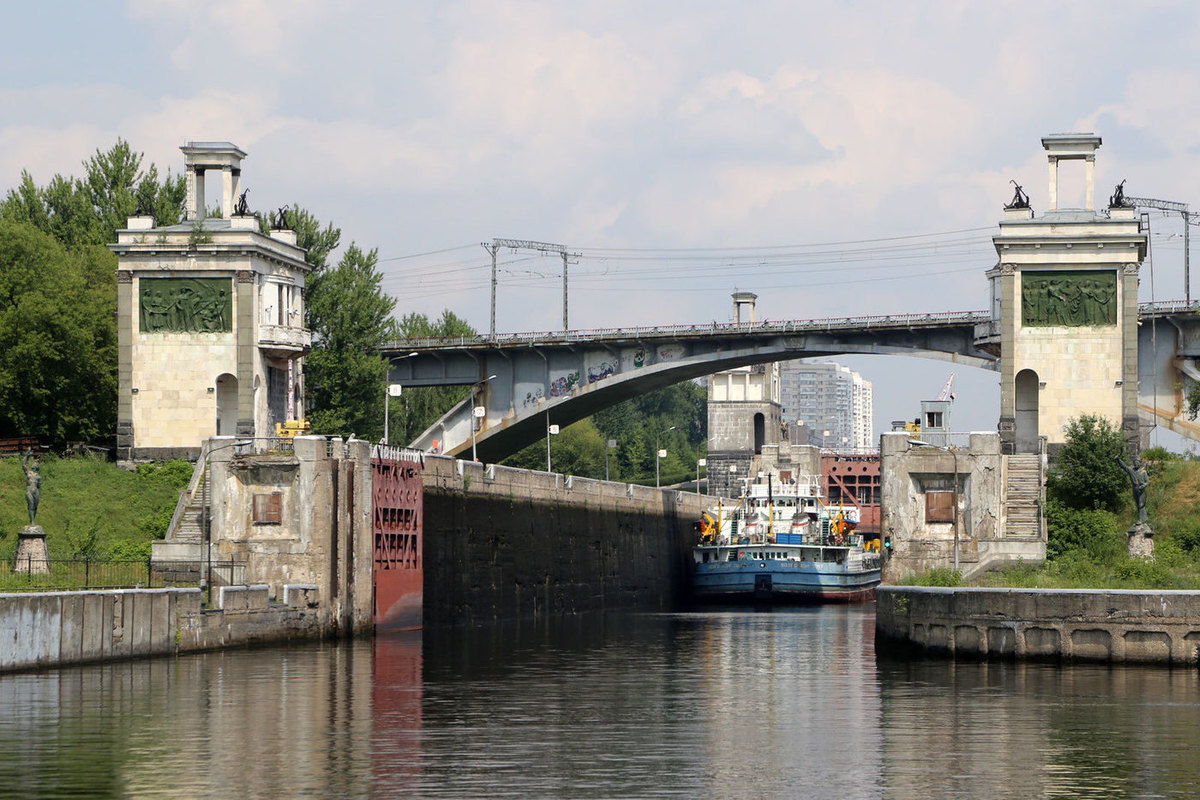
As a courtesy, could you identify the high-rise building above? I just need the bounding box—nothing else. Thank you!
[778,361,874,451]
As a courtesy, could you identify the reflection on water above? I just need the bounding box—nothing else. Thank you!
[1,606,1199,798]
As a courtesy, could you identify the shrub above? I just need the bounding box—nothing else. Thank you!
[1045,498,1125,563]
[1047,414,1129,512]
[901,567,963,587]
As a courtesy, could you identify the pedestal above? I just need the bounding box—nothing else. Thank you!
[14,525,49,574]
[1127,522,1155,560]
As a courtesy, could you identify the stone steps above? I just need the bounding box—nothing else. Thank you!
[1004,455,1042,538]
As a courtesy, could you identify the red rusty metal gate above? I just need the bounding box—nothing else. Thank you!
[371,447,424,631]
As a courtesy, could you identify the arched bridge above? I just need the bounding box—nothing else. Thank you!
[385,302,1200,461]
[385,310,997,462]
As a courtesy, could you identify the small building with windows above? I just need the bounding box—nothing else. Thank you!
[111,141,311,462]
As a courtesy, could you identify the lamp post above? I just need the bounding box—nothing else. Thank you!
[547,420,560,471]
[383,351,418,444]
[909,439,960,572]
[655,425,677,489]
[471,374,497,463]
[606,439,616,481]
[697,458,707,495]
[203,437,252,603]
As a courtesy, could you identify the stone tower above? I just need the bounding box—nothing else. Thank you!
[989,133,1147,454]
[111,142,312,462]
[706,292,786,496]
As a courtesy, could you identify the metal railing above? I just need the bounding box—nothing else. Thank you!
[383,300,1200,352]
[0,557,246,593]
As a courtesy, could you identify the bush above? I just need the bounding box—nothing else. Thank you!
[1045,497,1125,564]
[1142,446,1179,462]
[901,567,963,586]
[1047,414,1129,512]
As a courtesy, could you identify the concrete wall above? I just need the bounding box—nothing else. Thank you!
[421,456,709,626]
[210,436,374,635]
[876,585,1200,665]
[0,584,327,673]
[881,432,1045,581]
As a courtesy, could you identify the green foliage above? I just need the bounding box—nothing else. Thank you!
[1044,497,1125,563]
[391,310,475,444]
[0,454,186,558]
[306,244,397,438]
[0,221,118,444]
[504,419,607,475]
[591,381,707,484]
[0,139,184,248]
[1141,445,1180,462]
[1047,414,1129,512]
[899,567,963,586]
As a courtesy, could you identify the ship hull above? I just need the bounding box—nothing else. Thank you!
[692,559,880,604]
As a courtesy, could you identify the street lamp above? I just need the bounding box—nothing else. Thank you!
[203,437,252,602]
[471,374,497,463]
[655,425,677,489]
[547,419,560,471]
[697,458,707,495]
[909,439,960,572]
[383,351,418,444]
[606,439,616,481]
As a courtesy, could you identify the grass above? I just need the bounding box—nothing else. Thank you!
[901,457,1200,591]
[0,453,193,560]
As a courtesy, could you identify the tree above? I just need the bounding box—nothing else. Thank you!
[0,221,117,444]
[305,244,396,438]
[0,140,184,248]
[504,418,606,475]
[390,311,475,445]
[1047,414,1130,512]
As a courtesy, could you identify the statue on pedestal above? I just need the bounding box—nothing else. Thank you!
[1117,454,1154,559]
[16,451,49,574]
[21,451,40,526]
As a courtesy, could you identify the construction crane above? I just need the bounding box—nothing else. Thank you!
[1126,195,1198,304]
[937,373,956,402]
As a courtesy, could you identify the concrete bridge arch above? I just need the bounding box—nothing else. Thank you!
[385,312,996,462]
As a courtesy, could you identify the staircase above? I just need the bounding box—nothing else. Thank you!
[171,471,208,545]
[1004,454,1043,538]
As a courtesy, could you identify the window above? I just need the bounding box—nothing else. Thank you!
[253,492,283,525]
[925,411,943,429]
[925,490,954,523]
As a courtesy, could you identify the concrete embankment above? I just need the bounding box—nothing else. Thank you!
[876,584,1200,665]
[422,457,709,626]
[0,584,323,673]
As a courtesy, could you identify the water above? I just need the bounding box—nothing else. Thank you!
[2,605,1200,799]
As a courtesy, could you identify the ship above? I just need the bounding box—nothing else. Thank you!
[691,473,882,602]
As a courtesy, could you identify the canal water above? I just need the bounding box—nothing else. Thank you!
[2,604,1200,799]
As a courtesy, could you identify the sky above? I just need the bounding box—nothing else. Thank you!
[5,1,1200,446]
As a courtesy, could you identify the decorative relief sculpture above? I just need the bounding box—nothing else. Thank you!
[139,278,233,333]
[1020,271,1117,327]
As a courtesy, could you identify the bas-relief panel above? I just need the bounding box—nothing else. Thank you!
[1020,271,1116,327]
[139,277,233,333]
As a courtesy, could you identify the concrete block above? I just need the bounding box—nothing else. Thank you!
[1070,628,1113,661]
[954,625,983,655]
[1024,627,1061,657]
[283,584,319,608]
[1123,629,1171,662]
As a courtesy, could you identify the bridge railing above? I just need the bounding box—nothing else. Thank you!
[384,309,993,350]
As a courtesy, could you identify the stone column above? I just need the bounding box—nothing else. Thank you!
[194,168,206,220]
[221,166,233,218]
[117,271,135,461]
[997,264,1017,453]
[1122,262,1143,450]
[236,270,256,437]
[1047,157,1058,210]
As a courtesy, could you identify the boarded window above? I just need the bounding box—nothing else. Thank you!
[253,492,283,525]
[925,490,955,523]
